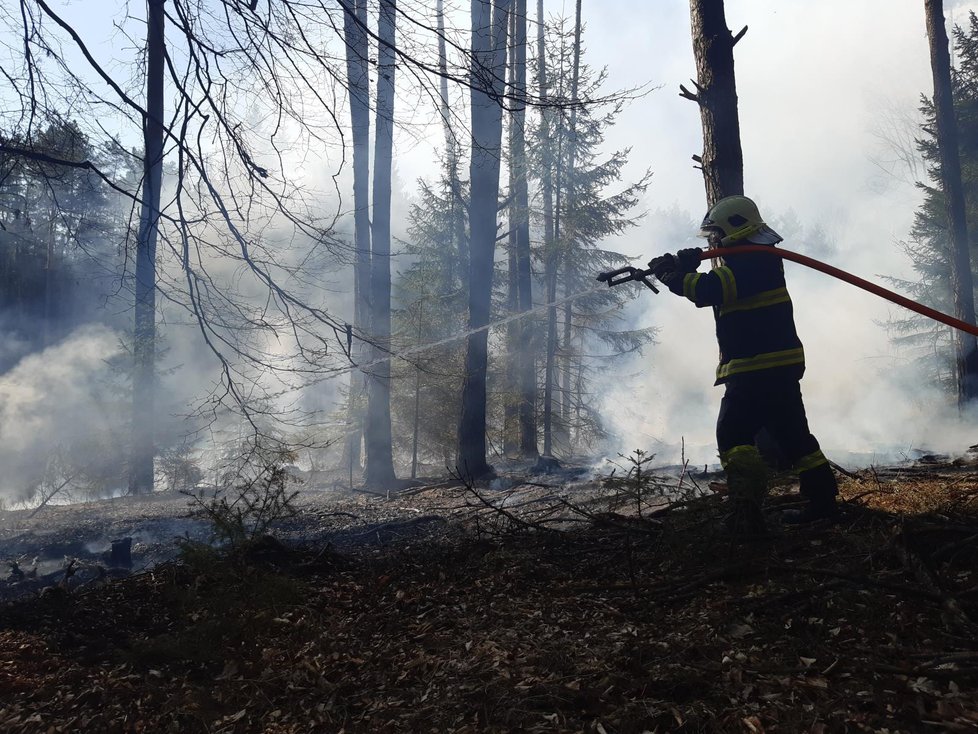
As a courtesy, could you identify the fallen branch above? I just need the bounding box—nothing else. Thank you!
[461,482,558,535]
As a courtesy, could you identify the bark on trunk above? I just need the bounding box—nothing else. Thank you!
[457,0,510,478]
[560,0,583,450]
[411,302,423,479]
[342,0,371,476]
[514,0,537,458]
[437,0,467,285]
[504,4,519,455]
[688,0,745,206]
[537,0,557,458]
[364,0,398,486]
[924,0,978,404]
[129,0,165,495]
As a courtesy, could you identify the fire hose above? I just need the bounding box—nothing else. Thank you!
[597,245,978,338]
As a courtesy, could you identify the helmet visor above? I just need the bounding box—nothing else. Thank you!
[743,223,783,245]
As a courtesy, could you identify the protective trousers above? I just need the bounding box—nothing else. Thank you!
[717,375,838,508]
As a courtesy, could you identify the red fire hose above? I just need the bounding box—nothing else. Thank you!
[705,246,978,338]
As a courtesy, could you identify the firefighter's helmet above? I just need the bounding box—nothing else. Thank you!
[699,195,782,246]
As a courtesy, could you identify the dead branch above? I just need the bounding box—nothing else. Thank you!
[395,479,466,497]
[461,482,558,534]
[554,497,661,536]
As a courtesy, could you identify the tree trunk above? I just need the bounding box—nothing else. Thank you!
[503,3,527,457]
[411,302,423,479]
[688,0,745,206]
[513,0,537,458]
[924,0,978,404]
[437,0,466,286]
[457,0,510,478]
[365,0,398,486]
[505,194,520,455]
[342,0,371,476]
[43,219,55,347]
[561,0,583,450]
[538,0,557,458]
[129,0,165,495]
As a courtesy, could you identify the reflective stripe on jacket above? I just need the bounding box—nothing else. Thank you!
[664,246,805,384]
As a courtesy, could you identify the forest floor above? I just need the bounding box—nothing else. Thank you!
[1,461,978,733]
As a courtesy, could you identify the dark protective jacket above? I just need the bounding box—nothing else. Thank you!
[661,246,805,385]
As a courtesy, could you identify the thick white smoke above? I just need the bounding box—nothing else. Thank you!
[0,325,127,502]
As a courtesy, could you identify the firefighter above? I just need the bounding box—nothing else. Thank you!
[649,195,839,530]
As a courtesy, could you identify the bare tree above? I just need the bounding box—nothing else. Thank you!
[457,0,510,478]
[512,0,537,460]
[560,0,583,447]
[364,0,398,486]
[537,0,558,461]
[504,0,536,458]
[342,0,372,480]
[681,0,747,205]
[924,0,978,404]
[129,0,166,494]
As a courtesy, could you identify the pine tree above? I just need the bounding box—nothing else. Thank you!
[0,119,123,359]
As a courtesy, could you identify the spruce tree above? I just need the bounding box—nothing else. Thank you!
[892,12,978,392]
[532,14,654,453]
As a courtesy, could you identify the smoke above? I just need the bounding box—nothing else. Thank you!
[0,325,127,501]
[598,205,977,470]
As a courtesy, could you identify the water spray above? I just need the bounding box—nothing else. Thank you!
[597,245,978,338]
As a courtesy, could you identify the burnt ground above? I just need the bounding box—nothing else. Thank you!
[1,464,977,733]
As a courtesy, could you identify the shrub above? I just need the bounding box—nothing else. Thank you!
[183,440,301,551]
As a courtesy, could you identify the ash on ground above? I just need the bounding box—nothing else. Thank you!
[0,459,708,601]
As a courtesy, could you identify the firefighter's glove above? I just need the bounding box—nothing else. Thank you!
[676,248,703,273]
[648,254,678,280]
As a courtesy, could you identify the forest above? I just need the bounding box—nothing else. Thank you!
[1,0,978,731]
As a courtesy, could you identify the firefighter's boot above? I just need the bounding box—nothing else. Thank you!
[782,453,839,525]
[721,445,769,536]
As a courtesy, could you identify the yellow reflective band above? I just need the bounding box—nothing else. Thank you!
[722,224,761,244]
[683,272,702,301]
[714,266,737,304]
[795,449,828,474]
[720,444,761,468]
[716,347,806,380]
[719,287,791,316]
